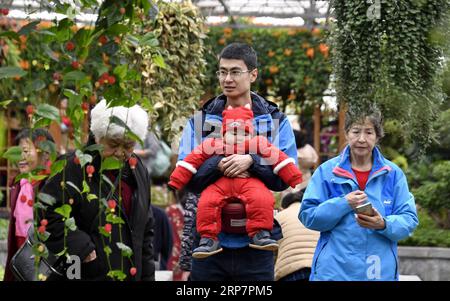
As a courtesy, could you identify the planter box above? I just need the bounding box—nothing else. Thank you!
[398,246,450,281]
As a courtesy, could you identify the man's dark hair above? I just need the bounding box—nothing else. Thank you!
[293,130,306,149]
[281,190,304,209]
[219,42,258,70]
[15,128,55,145]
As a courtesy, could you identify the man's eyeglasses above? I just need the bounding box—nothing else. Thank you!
[216,69,252,80]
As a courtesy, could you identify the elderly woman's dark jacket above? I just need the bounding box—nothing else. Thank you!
[40,148,155,281]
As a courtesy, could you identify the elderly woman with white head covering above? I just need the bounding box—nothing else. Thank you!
[40,99,155,281]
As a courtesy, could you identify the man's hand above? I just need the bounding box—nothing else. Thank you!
[220,154,253,178]
[355,208,386,230]
[345,190,368,209]
[83,250,97,263]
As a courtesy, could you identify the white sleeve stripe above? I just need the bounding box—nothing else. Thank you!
[273,158,295,175]
[176,161,197,174]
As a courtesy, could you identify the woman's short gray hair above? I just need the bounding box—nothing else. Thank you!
[90,99,148,141]
[344,106,384,139]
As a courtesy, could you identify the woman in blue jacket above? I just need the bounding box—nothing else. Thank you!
[300,108,418,281]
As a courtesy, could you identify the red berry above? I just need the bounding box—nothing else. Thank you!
[26,104,34,117]
[66,41,75,51]
[38,225,46,234]
[129,267,137,276]
[73,156,80,165]
[86,165,95,177]
[81,102,89,114]
[1,8,9,16]
[108,75,116,85]
[104,223,112,233]
[20,195,27,203]
[71,61,80,69]
[107,199,116,209]
[40,219,48,227]
[27,199,34,207]
[128,157,137,169]
[99,35,108,45]
[119,7,126,15]
[52,72,62,81]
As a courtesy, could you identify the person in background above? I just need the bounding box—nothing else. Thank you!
[151,204,173,271]
[4,128,54,281]
[274,191,319,281]
[293,129,318,191]
[300,107,419,281]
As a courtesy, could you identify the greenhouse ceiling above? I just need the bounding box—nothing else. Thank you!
[5,0,330,27]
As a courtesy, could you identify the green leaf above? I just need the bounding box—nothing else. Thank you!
[31,79,46,91]
[37,230,50,242]
[55,247,68,257]
[37,193,56,206]
[104,246,112,256]
[152,54,166,69]
[36,104,60,121]
[0,100,13,109]
[0,67,27,79]
[34,118,52,128]
[140,32,159,47]
[113,64,128,80]
[64,71,88,82]
[84,143,104,153]
[18,20,40,35]
[107,24,129,35]
[101,174,115,189]
[49,159,66,180]
[0,31,20,41]
[100,157,122,171]
[107,270,127,281]
[75,150,93,167]
[86,193,97,202]
[106,214,125,225]
[2,146,22,162]
[109,115,144,147]
[37,140,57,156]
[54,204,72,219]
[82,180,90,194]
[116,242,133,258]
[66,181,81,195]
[65,217,77,231]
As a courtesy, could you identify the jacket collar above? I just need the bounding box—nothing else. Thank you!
[332,145,392,179]
[202,92,280,117]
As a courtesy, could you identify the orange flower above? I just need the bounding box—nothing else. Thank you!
[70,25,78,32]
[287,29,297,36]
[306,48,315,59]
[288,93,296,100]
[218,38,226,45]
[304,76,312,85]
[102,52,110,64]
[284,48,292,56]
[265,79,273,86]
[312,28,322,36]
[37,21,52,29]
[114,36,122,44]
[19,35,27,43]
[223,27,232,38]
[318,43,329,58]
[267,50,275,58]
[301,42,311,49]
[19,60,29,70]
[269,66,279,74]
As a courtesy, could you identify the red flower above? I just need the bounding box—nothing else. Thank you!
[107,199,116,210]
[26,105,34,117]
[52,72,62,81]
[86,165,95,177]
[71,61,80,69]
[1,8,9,16]
[65,41,75,51]
[128,157,137,169]
[38,225,46,234]
[40,219,48,227]
[73,156,80,165]
[129,267,137,276]
[99,35,108,45]
[119,7,126,15]
[104,223,112,233]
[81,102,89,114]
[108,75,116,85]
[20,195,27,203]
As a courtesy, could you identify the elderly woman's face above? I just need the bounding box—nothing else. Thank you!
[345,118,378,158]
[99,137,135,160]
[17,138,40,174]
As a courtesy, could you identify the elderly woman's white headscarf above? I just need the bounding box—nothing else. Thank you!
[90,99,148,141]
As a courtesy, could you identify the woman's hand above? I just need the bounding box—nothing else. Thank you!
[221,154,253,178]
[83,250,97,263]
[355,208,386,230]
[345,190,368,209]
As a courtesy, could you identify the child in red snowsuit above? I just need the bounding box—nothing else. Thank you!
[169,105,302,258]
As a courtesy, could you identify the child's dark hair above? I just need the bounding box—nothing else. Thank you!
[281,190,304,209]
[219,42,258,71]
[15,128,55,145]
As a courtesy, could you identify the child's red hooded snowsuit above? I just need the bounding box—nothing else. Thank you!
[169,105,302,239]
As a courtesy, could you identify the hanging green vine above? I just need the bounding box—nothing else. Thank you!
[331,0,450,152]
